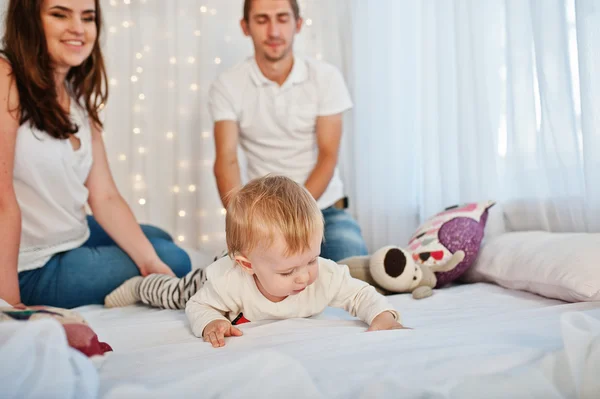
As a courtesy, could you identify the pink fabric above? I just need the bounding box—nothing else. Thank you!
[63,323,113,357]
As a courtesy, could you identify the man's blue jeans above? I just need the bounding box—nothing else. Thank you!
[321,206,368,261]
[18,216,191,308]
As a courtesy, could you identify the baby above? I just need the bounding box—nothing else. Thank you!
[106,175,404,347]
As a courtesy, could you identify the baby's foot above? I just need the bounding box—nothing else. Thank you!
[105,276,143,308]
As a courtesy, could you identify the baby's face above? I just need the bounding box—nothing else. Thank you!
[242,232,322,302]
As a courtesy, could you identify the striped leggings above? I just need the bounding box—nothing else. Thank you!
[137,267,206,309]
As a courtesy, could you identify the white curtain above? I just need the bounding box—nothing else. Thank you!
[351,0,600,251]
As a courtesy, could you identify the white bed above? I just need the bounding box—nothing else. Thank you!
[75,282,600,399]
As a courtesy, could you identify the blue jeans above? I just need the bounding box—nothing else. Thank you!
[18,216,191,308]
[320,207,368,261]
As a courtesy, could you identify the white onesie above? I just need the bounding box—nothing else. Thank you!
[186,256,400,337]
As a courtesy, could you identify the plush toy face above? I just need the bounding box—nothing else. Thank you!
[407,201,495,287]
[369,246,423,293]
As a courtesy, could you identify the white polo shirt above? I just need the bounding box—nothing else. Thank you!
[208,56,352,209]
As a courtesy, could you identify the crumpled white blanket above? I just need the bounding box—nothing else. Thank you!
[0,316,99,399]
[397,310,600,399]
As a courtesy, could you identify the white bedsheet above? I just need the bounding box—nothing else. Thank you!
[78,283,600,399]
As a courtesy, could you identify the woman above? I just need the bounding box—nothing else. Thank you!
[0,0,191,309]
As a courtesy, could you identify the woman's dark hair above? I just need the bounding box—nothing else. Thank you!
[0,0,108,139]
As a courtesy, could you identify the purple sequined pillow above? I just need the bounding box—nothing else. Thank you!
[408,201,495,288]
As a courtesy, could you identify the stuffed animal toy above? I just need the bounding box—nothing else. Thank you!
[341,201,495,298]
[343,246,464,299]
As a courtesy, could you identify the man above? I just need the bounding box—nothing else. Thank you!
[208,0,367,261]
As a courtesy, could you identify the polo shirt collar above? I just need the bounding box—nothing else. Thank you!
[249,55,308,87]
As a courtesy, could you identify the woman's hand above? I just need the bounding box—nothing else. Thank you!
[139,258,175,277]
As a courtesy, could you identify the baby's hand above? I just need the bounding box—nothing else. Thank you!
[367,311,408,332]
[203,320,243,348]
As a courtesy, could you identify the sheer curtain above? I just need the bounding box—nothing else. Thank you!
[101,0,250,257]
[351,0,600,251]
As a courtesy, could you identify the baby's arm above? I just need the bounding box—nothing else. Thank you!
[185,276,241,345]
[328,261,404,330]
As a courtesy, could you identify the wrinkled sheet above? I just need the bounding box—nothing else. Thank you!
[78,283,600,399]
[0,317,99,399]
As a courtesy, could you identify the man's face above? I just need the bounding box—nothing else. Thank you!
[241,0,303,63]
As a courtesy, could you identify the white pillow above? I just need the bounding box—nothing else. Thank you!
[462,231,600,302]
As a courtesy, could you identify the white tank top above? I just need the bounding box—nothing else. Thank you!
[14,99,93,272]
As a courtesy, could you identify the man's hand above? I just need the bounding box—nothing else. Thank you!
[367,311,408,332]
[138,258,175,277]
[203,319,243,348]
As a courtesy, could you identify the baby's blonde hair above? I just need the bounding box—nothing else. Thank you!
[226,175,324,257]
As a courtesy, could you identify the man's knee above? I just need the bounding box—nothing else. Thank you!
[324,210,365,241]
[322,215,368,261]
[322,232,368,260]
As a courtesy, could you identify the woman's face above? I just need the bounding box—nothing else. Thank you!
[41,0,97,73]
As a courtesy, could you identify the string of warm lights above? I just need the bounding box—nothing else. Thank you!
[102,0,322,254]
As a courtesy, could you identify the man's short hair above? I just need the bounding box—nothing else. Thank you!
[243,0,300,22]
[226,175,323,257]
